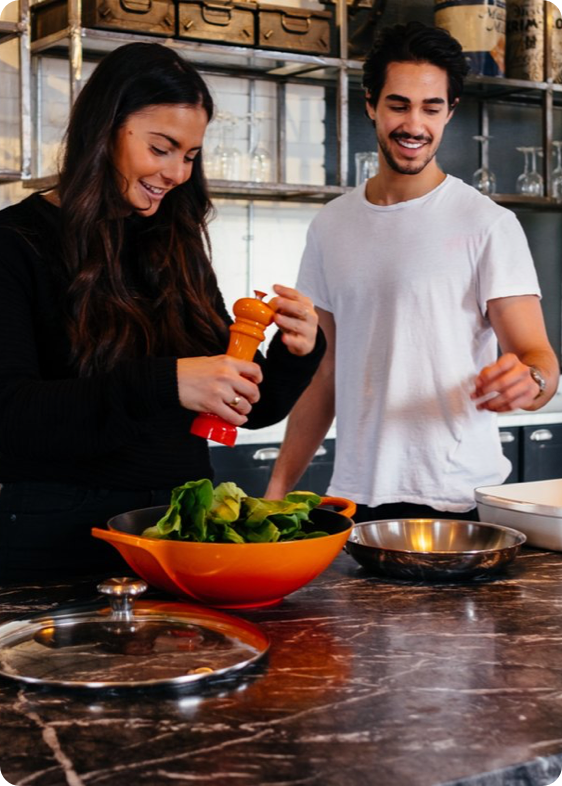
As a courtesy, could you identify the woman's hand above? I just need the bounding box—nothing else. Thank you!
[269,284,319,356]
[177,355,262,425]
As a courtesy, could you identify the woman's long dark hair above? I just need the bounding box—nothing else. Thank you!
[57,42,228,376]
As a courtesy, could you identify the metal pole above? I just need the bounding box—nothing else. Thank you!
[337,63,348,187]
[277,80,286,184]
[479,101,490,170]
[245,201,255,297]
[18,0,32,179]
[68,0,83,104]
[32,54,42,178]
[543,0,553,197]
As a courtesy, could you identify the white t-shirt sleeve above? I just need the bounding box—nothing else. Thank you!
[476,210,541,316]
[296,223,333,313]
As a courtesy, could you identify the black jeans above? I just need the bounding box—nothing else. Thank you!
[0,481,173,582]
[353,501,479,523]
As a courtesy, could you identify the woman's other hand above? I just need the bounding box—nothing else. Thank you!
[269,284,319,356]
[176,356,262,425]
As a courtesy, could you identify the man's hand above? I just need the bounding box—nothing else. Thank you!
[472,353,542,412]
[480,295,559,412]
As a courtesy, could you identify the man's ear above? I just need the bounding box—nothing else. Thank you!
[447,97,460,120]
[365,94,376,121]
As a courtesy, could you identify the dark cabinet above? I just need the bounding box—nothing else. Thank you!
[498,423,562,483]
[210,439,335,497]
[210,443,275,497]
[499,427,520,483]
[521,424,562,482]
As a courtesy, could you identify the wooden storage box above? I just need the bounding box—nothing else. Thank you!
[31,0,175,40]
[176,0,256,45]
[257,4,332,55]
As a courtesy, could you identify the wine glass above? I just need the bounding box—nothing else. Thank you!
[355,151,378,186]
[472,135,496,195]
[211,111,242,181]
[248,111,273,183]
[552,141,562,199]
[203,114,222,179]
[515,146,543,196]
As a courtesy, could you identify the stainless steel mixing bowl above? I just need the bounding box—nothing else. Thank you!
[346,519,526,581]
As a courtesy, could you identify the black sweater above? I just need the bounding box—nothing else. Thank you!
[0,194,325,490]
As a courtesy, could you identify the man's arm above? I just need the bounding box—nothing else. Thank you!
[472,295,559,412]
[265,308,336,499]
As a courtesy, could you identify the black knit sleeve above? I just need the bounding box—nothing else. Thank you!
[0,222,182,462]
[245,327,326,429]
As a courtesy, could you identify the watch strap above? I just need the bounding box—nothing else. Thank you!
[529,365,546,399]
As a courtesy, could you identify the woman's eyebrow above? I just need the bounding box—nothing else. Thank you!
[149,131,201,152]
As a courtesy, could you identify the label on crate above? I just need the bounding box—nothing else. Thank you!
[506,0,544,81]
[435,0,506,76]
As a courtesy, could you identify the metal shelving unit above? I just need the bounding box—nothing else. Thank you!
[6,0,562,208]
[20,0,353,199]
[0,0,31,182]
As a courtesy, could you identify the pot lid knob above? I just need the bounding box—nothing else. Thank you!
[97,577,148,619]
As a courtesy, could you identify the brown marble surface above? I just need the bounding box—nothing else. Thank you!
[2,548,562,786]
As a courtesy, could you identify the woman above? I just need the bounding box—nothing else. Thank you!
[0,43,325,579]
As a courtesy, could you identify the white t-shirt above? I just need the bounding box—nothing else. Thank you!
[297,175,541,511]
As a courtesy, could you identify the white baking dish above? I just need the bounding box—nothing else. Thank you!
[475,478,562,551]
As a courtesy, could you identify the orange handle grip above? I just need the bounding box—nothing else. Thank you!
[319,496,357,518]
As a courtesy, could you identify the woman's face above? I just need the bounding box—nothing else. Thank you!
[113,103,209,216]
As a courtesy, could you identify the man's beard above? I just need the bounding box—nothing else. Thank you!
[377,133,437,176]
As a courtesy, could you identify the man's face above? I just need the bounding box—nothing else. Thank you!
[366,61,456,176]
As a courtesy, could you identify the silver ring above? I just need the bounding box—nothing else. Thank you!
[230,395,241,407]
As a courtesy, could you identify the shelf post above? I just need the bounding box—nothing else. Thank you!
[543,0,553,197]
[68,0,83,104]
[18,0,32,179]
[336,0,348,187]
[337,64,348,187]
[276,80,286,185]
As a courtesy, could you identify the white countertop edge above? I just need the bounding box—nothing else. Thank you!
[497,411,562,427]
[218,411,562,447]
[210,380,562,447]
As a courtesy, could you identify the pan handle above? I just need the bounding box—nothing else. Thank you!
[319,496,356,518]
[91,527,144,546]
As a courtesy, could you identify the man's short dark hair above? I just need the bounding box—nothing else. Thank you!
[362,21,470,110]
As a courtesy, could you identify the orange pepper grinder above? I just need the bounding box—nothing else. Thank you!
[190,290,276,447]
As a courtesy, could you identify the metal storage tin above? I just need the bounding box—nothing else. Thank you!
[257,4,333,55]
[32,0,175,39]
[434,0,506,77]
[550,4,562,83]
[176,0,256,46]
[505,0,544,81]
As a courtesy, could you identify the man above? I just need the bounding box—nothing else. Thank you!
[266,21,559,521]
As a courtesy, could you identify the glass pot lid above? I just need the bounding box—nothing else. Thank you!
[0,577,269,690]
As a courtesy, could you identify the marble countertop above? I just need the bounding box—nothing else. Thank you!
[3,550,562,785]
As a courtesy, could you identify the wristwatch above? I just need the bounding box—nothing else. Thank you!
[528,365,546,399]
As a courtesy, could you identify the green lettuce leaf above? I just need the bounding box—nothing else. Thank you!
[141,482,326,543]
[208,482,246,524]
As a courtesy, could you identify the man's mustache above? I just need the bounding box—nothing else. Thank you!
[390,132,432,144]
